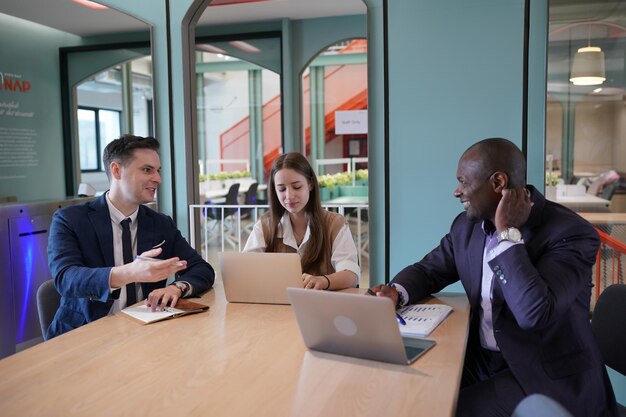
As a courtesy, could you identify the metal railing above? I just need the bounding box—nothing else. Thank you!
[188,203,370,271]
[594,227,626,301]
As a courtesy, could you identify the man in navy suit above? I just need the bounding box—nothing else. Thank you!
[371,138,617,417]
[47,135,214,339]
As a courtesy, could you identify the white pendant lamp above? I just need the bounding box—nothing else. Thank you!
[569,26,606,86]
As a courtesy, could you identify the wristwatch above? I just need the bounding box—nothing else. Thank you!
[497,227,522,243]
[170,281,189,297]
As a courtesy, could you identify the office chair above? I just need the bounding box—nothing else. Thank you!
[205,183,240,249]
[512,394,573,417]
[205,183,240,221]
[36,279,60,340]
[241,182,259,218]
[591,284,626,415]
[239,182,260,240]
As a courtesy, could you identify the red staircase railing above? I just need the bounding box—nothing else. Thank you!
[303,88,368,153]
[218,39,367,175]
[594,228,626,300]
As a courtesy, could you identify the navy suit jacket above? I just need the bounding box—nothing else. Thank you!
[46,194,214,339]
[392,185,617,417]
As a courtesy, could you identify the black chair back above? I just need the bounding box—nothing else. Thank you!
[245,182,259,205]
[241,182,259,219]
[205,183,240,220]
[222,183,241,218]
[592,284,626,375]
[36,280,60,340]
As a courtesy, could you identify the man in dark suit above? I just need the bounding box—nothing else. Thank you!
[371,138,617,417]
[47,135,214,339]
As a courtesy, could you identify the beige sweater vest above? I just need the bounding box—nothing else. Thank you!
[260,210,347,275]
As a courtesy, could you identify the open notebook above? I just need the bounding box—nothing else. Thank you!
[397,304,453,337]
[121,299,209,324]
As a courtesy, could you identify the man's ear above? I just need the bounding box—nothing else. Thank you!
[492,172,508,193]
[110,161,122,180]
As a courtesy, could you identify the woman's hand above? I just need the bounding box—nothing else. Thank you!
[302,273,328,290]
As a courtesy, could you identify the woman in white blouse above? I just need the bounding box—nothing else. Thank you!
[244,152,360,290]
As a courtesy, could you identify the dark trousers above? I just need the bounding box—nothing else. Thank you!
[456,347,526,417]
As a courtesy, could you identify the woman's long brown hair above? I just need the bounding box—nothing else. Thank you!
[266,152,328,274]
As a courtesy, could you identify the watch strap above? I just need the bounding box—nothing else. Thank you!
[171,281,190,297]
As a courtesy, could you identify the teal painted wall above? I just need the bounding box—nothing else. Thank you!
[526,1,549,189]
[385,0,526,285]
[364,0,548,286]
[0,14,82,202]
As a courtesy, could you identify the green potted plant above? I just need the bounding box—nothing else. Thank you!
[318,174,336,201]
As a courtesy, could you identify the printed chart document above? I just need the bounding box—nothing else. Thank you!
[121,299,209,324]
[398,304,453,337]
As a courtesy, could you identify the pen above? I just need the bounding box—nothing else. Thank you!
[152,240,166,249]
[134,255,184,267]
[366,288,406,325]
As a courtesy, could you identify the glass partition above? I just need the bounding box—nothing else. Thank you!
[195,35,282,197]
[547,3,626,214]
[74,55,154,193]
[302,39,368,174]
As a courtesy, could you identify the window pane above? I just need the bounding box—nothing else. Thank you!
[77,109,98,171]
[547,6,626,213]
[196,38,282,184]
[98,110,121,169]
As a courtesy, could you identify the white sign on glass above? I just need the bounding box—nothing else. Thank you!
[335,110,368,134]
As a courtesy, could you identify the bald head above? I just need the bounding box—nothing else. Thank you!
[462,138,526,189]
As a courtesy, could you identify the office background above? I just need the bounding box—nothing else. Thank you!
[0,0,624,403]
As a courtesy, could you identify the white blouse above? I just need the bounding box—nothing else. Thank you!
[243,212,360,281]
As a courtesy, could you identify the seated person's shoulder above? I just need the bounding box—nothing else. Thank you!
[323,210,349,232]
[54,199,93,219]
[141,205,174,223]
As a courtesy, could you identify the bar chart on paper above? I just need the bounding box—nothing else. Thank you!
[398,304,453,337]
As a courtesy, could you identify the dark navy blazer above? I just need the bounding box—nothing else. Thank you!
[46,194,214,339]
[392,185,617,417]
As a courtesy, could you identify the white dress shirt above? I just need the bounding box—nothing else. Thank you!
[105,192,142,313]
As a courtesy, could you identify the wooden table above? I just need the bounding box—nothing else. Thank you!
[579,212,626,225]
[0,284,469,417]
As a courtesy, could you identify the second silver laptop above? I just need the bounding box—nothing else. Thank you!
[219,252,303,304]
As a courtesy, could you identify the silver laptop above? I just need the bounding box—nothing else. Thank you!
[287,288,436,365]
[219,252,303,304]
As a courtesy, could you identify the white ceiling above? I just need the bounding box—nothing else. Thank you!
[0,0,366,37]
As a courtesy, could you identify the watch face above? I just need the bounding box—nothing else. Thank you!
[508,228,522,241]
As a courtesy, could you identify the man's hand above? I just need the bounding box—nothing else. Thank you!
[368,284,399,307]
[110,248,187,288]
[494,188,532,232]
[145,285,181,312]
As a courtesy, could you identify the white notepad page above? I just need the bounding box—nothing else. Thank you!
[398,304,453,337]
